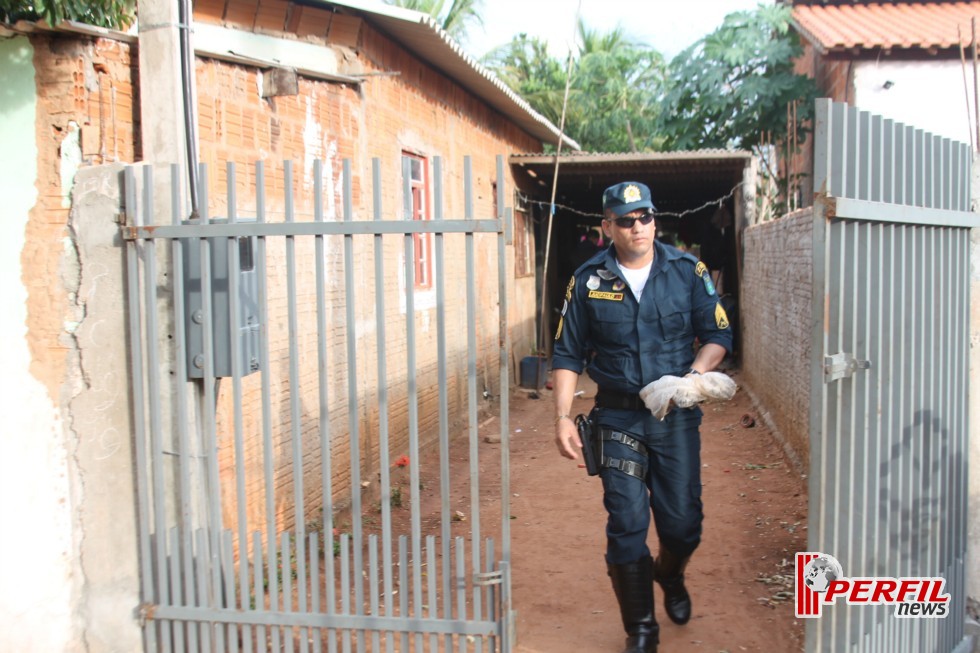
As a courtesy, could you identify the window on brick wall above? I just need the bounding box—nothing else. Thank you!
[514,209,534,278]
[403,152,432,288]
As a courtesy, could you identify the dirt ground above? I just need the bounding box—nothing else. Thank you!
[504,368,809,653]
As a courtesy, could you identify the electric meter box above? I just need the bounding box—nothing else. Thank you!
[182,219,261,379]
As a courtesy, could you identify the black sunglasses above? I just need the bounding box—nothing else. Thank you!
[610,212,655,229]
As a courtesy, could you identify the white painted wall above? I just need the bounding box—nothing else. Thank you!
[0,36,75,652]
[854,59,974,147]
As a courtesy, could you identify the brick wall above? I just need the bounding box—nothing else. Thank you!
[791,42,852,205]
[25,33,137,397]
[740,209,812,468]
[185,15,541,535]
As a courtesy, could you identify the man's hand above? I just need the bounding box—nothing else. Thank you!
[555,416,581,460]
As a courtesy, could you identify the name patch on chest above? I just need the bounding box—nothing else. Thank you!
[588,290,624,301]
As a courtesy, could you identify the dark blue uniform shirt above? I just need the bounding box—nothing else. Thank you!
[552,240,733,393]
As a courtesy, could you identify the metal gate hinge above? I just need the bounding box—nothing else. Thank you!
[824,352,871,383]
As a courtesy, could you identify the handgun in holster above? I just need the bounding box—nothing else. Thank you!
[575,413,601,476]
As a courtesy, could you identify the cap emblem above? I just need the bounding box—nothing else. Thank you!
[623,184,642,203]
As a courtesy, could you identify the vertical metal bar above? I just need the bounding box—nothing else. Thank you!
[463,158,483,646]
[955,228,970,646]
[897,222,922,653]
[843,105,857,199]
[341,535,352,653]
[142,165,173,653]
[170,163,199,653]
[433,157,453,653]
[914,129,926,207]
[399,536,409,652]
[936,225,949,648]
[169,528,186,653]
[255,161,280,653]
[401,154,424,653]
[253,532,265,653]
[311,532,321,653]
[485,539,496,653]
[831,218,849,653]
[812,99,833,195]
[851,220,868,645]
[869,222,886,651]
[283,161,310,651]
[425,536,438,653]
[960,144,971,210]
[282,532,293,649]
[923,224,937,651]
[195,529,212,653]
[883,119,894,204]
[369,535,380,652]
[226,163,251,652]
[894,123,907,207]
[496,157,511,567]
[370,158,395,653]
[454,537,466,653]
[858,110,871,200]
[197,163,225,652]
[341,160,364,653]
[221,531,237,652]
[125,166,157,653]
[313,158,337,653]
[870,115,882,203]
[806,99,831,653]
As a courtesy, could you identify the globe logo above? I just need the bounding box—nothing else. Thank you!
[803,555,844,593]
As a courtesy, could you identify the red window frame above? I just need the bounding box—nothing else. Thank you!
[403,152,432,289]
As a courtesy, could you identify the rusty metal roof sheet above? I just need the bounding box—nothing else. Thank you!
[792,2,980,53]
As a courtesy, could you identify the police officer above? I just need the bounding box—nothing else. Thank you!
[552,182,733,653]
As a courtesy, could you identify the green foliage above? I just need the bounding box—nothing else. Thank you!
[0,0,134,29]
[484,33,569,126]
[485,21,667,153]
[657,3,817,151]
[384,0,483,41]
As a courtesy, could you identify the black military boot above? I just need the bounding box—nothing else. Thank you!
[654,546,692,625]
[607,556,659,653]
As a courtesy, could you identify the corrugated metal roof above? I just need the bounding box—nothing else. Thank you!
[792,1,980,52]
[321,0,580,150]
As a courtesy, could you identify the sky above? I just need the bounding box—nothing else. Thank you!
[460,0,771,61]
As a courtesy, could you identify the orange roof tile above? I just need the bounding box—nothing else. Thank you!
[792,2,980,52]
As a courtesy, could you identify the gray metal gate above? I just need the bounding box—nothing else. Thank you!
[808,99,977,652]
[123,156,515,652]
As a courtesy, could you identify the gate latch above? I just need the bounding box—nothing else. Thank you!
[824,352,871,383]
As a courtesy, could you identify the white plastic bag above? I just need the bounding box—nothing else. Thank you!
[638,371,737,420]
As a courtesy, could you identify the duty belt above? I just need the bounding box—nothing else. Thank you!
[595,388,645,411]
[598,428,647,480]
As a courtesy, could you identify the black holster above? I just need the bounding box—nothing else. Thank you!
[575,413,601,476]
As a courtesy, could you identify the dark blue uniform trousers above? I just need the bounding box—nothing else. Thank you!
[596,407,703,565]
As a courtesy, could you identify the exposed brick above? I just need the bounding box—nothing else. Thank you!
[740,210,813,469]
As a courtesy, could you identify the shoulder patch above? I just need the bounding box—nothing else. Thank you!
[715,302,730,329]
[696,260,716,296]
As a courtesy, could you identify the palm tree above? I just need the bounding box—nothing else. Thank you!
[384,0,483,41]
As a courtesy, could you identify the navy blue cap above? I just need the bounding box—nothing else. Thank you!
[602,181,656,217]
